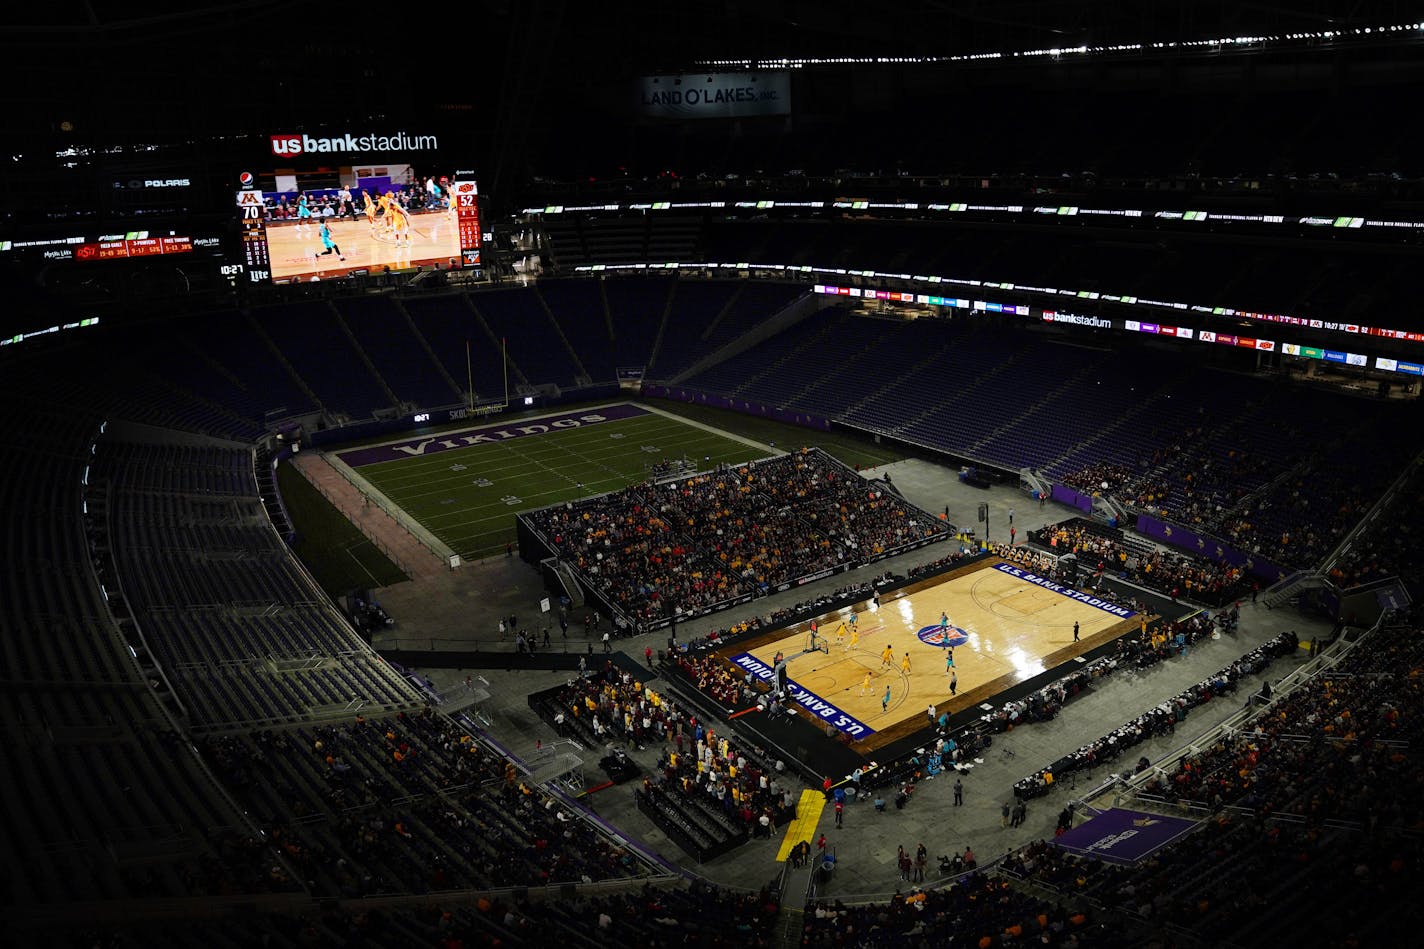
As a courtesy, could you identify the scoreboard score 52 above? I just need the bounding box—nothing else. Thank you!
[453,180,481,267]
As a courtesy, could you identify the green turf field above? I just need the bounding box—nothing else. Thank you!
[349,408,774,561]
[644,399,904,470]
[275,463,408,596]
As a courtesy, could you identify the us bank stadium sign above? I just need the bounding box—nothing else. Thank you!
[637,73,791,119]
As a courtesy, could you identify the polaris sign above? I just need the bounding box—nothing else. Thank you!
[112,178,192,189]
[270,131,439,156]
[637,73,790,119]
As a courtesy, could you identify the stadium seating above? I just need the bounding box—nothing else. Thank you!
[537,279,618,382]
[249,301,394,420]
[800,870,1103,948]
[1003,621,1422,949]
[602,276,677,371]
[0,394,288,908]
[472,287,583,389]
[201,708,656,897]
[532,661,794,860]
[401,293,512,402]
[334,295,462,410]
[524,448,950,625]
[666,299,1421,572]
[90,438,423,730]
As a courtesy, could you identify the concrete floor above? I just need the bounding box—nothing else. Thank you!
[372,458,1332,898]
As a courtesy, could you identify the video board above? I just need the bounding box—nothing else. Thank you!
[236,158,479,284]
[1,230,214,263]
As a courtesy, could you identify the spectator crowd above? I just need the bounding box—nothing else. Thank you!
[1142,621,1422,826]
[527,448,948,626]
[202,707,647,898]
[1038,518,1251,605]
[800,871,1112,948]
[538,660,795,849]
[1013,630,1299,800]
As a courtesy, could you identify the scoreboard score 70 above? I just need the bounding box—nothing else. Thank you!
[236,189,271,282]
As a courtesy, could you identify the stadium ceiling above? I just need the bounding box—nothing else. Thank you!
[0,0,1418,141]
[2,0,1417,51]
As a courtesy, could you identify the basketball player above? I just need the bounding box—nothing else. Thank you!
[362,190,378,231]
[880,643,895,671]
[834,623,847,647]
[314,219,345,262]
[944,651,955,675]
[939,611,949,633]
[882,685,892,713]
[295,193,313,235]
[847,625,860,653]
[377,190,396,237]
[901,652,912,674]
[860,671,873,696]
[387,200,412,247]
[337,183,355,221]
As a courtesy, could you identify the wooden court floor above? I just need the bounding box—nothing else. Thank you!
[265,209,461,282]
[715,558,1144,753]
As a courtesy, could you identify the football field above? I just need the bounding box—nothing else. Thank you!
[335,404,774,561]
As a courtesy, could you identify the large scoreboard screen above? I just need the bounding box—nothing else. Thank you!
[235,160,478,284]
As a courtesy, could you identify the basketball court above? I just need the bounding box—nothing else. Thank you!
[264,208,461,282]
[713,557,1144,753]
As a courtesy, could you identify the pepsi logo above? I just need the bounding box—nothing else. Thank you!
[239,172,254,186]
[916,624,969,648]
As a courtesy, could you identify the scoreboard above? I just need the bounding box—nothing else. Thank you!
[234,165,478,283]
[453,180,481,267]
[235,189,271,282]
[76,235,193,261]
[1,230,213,263]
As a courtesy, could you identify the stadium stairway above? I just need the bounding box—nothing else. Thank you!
[289,453,446,581]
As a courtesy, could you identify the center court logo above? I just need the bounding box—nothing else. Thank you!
[917,624,969,648]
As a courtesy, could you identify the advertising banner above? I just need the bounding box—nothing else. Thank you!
[992,563,1136,618]
[1051,483,1095,514]
[1053,808,1199,865]
[1134,514,1289,583]
[728,652,873,738]
[637,73,791,119]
